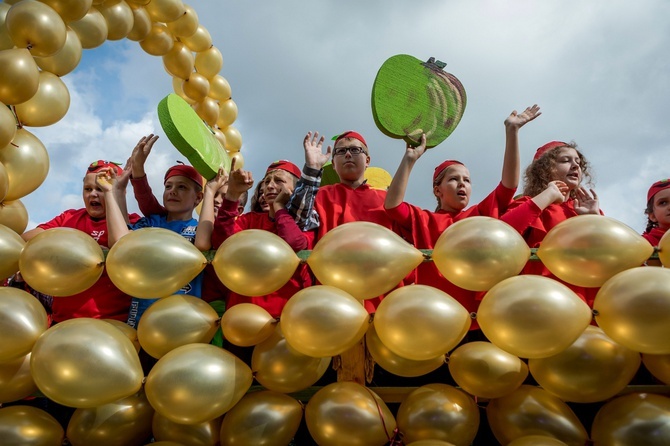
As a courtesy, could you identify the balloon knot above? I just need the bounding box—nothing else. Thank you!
[592,309,599,317]
[469,311,477,320]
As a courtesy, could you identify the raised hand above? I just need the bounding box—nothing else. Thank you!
[95,167,116,192]
[505,104,541,130]
[130,134,159,178]
[226,168,254,201]
[404,133,427,163]
[206,168,228,194]
[303,131,332,170]
[574,187,600,215]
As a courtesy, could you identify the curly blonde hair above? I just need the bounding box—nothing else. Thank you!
[522,142,594,198]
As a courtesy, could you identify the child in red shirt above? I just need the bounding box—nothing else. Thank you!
[642,179,670,246]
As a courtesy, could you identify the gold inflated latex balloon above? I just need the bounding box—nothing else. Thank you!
[6,0,67,57]
[0,101,17,150]
[97,0,133,40]
[172,75,196,104]
[217,98,238,128]
[194,45,223,79]
[374,285,470,360]
[127,6,151,41]
[223,126,243,152]
[642,353,670,384]
[221,302,277,347]
[182,71,210,102]
[146,343,252,425]
[281,285,370,358]
[507,437,568,446]
[406,442,456,446]
[306,382,396,446]
[529,326,640,403]
[0,287,48,362]
[486,385,588,446]
[145,0,185,23]
[31,318,143,408]
[0,406,64,446]
[139,23,174,56]
[40,0,92,22]
[308,222,424,300]
[212,127,226,149]
[153,412,221,445]
[433,217,530,291]
[448,341,528,399]
[229,150,244,168]
[0,128,49,201]
[0,222,24,281]
[537,215,654,287]
[219,390,303,446]
[397,384,479,446]
[66,390,154,446]
[0,353,38,403]
[0,48,40,105]
[34,27,82,76]
[591,393,670,445]
[252,325,331,393]
[166,4,198,37]
[163,41,195,79]
[103,318,140,352]
[0,4,14,50]
[366,322,445,377]
[69,7,108,48]
[14,71,70,127]
[658,229,670,266]
[137,294,220,359]
[212,229,299,297]
[477,275,592,359]
[181,24,212,52]
[595,266,670,354]
[19,227,104,296]
[208,74,232,101]
[106,227,207,299]
[0,162,6,202]
[0,199,29,234]
[193,96,219,126]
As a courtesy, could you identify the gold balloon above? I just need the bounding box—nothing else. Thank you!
[145,343,253,424]
[658,229,670,266]
[126,6,151,41]
[366,322,445,377]
[106,227,207,299]
[0,199,29,233]
[6,0,67,57]
[529,326,640,403]
[212,127,226,149]
[448,341,528,399]
[194,45,222,78]
[14,71,70,127]
[208,74,231,101]
[219,390,303,446]
[0,48,40,105]
[166,4,198,38]
[308,222,424,300]
[40,0,92,22]
[212,229,300,297]
[0,406,64,446]
[0,128,49,200]
[69,7,108,49]
[0,4,14,50]
[34,27,82,76]
[153,412,221,446]
[228,150,244,168]
[97,0,133,40]
[507,436,568,446]
[66,390,154,446]
[19,227,104,296]
[172,75,196,104]
[145,0,185,23]
[181,24,212,52]
[281,285,370,357]
[137,294,220,359]
[537,215,654,287]
[397,384,479,446]
[642,353,670,384]
[0,222,24,280]
[193,96,219,126]
[0,101,17,149]
[182,71,210,102]
[103,318,141,352]
[0,353,38,403]
[595,266,670,354]
[139,23,174,56]
[477,275,592,358]
[406,442,456,446]
[487,385,588,445]
[252,325,331,393]
[31,318,144,408]
[221,302,277,347]
[222,125,243,152]
[217,98,238,128]
[163,41,194,79]
[0,287,48,362]
[306,382,396,446]
[433,216,530,291]
[591,393,670,445]
[0,162,6,202]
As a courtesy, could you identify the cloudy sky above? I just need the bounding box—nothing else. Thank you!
[16,0,670,235]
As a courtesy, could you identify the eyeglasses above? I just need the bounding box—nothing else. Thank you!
[88,160,121,171]
[333,146,367,156]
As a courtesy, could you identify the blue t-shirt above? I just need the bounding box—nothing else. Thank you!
[126,215,203,328]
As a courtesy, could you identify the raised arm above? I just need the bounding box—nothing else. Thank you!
[211,164,254,249]
[501,105,541,189]
[195,168,228,251]
[385,134,427,210]
[129,134,165,216]
[96,168,130,247]
[112,158,133,225]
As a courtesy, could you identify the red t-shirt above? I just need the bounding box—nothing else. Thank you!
[37,208,140,323]
[642,227,667,247]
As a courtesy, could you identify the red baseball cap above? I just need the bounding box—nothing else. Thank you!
[87,160,123,176]
[647,179,670,203]
[164,163,204,187]
[534,141,568,161]
[266,160,301,178]
[333,130,367,148]
[433,160,464,183]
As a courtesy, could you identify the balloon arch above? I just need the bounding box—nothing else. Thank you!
[1,1,670,445]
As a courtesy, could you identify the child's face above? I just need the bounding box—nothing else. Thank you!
[82,173,106,219]
[263,170,296,205]
[650,188,670,230]
[550,147,582,190]
[332,137,370,183]
[433,164,471,213]
[163,176,203,215]
[213,183,228,215]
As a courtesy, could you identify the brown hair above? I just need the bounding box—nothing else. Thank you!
[522,142,594,198]
[644,199,657,233]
